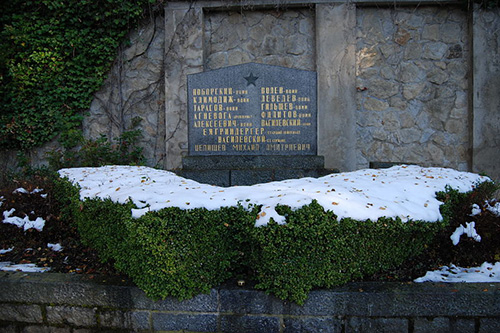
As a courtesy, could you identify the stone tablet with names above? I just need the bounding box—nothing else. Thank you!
[187,63,317,156]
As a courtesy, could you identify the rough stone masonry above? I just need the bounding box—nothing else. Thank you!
[79,0,499,182]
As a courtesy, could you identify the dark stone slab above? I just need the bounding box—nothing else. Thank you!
[413,317,450,333]
[220,315,281,333]
[346,317,408,332]
[283,317,343,333]
[370,161,414,169]
[480,318,500,332]
[231,169,275,185]
[188,63,317,156]
[152,313,217,332]
[178,169,231,187]
[182,155,325,170]
[219,288,283,314]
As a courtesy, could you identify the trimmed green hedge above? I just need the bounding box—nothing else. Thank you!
[248,202,442,303]
[55,176,491,304]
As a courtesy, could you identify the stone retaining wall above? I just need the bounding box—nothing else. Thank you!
[0,272,499,332]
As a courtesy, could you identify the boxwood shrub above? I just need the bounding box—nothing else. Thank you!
[56,176,492,304]
[247,202,443,304]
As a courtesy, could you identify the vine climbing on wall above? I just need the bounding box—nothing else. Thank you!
[0,0,162,151]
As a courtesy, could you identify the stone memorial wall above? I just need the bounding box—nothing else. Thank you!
[49,0,500,183]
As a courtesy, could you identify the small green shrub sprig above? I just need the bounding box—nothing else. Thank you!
[47,127,145,170]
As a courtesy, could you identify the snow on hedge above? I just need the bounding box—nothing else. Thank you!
[58,164,489,226]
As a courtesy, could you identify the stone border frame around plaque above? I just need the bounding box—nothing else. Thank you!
[187,62,317,156]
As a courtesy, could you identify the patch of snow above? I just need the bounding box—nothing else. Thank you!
[12,187,46,196]
[48,243,63,252]
[0,262,50,273]
[12,188,29,194]
[2,208,46,231]
[0,247,14,254]
[450,222,482,246]
[414,262,500,283]
[487,201,500,217]
[470,203,481,216]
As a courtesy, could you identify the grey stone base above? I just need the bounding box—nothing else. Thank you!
[1,272,499,332]
[179,155,335,186]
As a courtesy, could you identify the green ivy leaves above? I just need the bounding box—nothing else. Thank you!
[0,0,156,150]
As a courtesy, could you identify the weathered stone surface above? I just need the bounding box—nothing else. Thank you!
[99,310,150,330]
[220,315,280,333]
[414,317,450,332]
[403,83,425,100]
[355,6,470,171]
[472,5,500,182]
[283,317,342,333]
[164,5,204,170]
[423,42,449,60]
[0,304,42,324]
[363,96,389,111]
[318,4,357,171]
[152,313,217,332]
[84,14,165,168]
[347,317,408,332]
[205,8,315,71]
[46,306,96,327]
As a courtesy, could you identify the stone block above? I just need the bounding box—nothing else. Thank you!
[231,169,274,185]
[178,169,230,187]
[479,318,500,332]
[182,155,325,170]
[414,317,449,332]
[283,317,343,333]
[99,310,150,330]
[273,168,320,181]
[0,304,42,324]
[284,290,347,316]
[131,288,218,312]
[346,317,408,333]
[219,288,284,315]
[453,318,475,332]
[220,315,281,333]
[21,326,71,333]
[422,42,448,60]
[152,313,217,332]
[46,306,96,327]
[0,323,17,333]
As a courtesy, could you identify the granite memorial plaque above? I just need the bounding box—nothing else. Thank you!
[187,63,317,156]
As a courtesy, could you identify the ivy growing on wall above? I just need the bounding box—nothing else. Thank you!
[0,0,161,150]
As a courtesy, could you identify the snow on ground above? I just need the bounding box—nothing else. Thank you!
[2,164,498,281]
[47,243,63,252]
[1,188,47,231]
[0,262,50,273]
[414,262,500,283]
[2,208,46,231]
